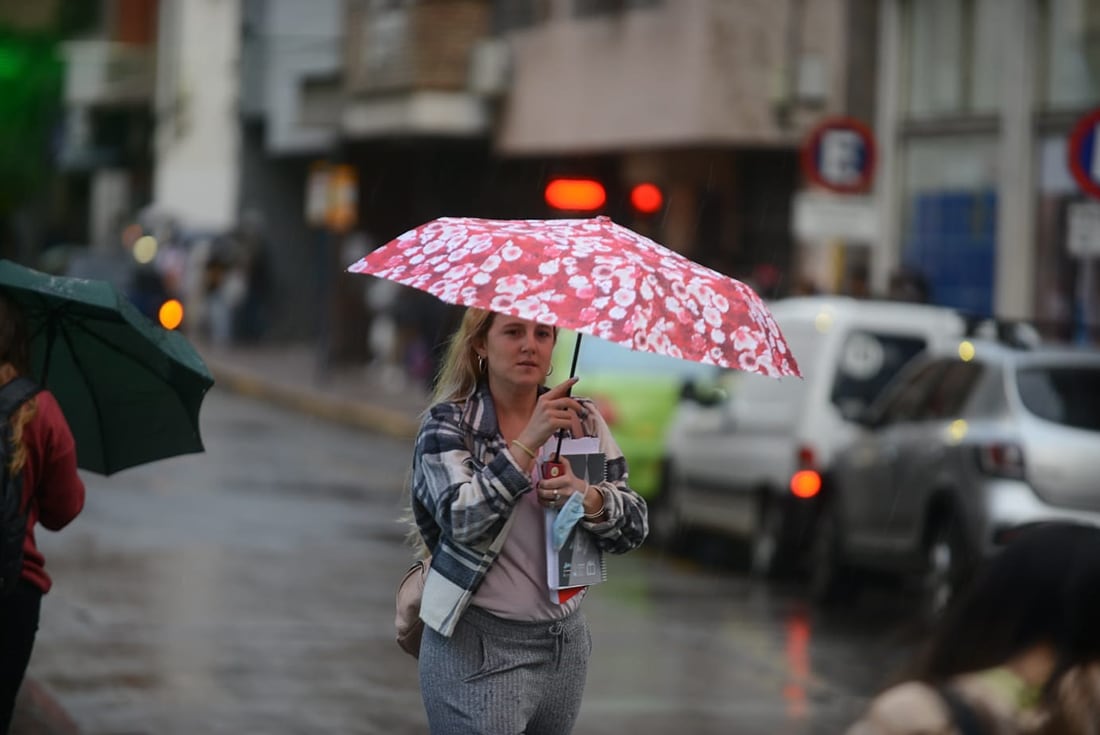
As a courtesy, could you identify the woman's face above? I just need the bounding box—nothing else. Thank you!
[479,316,556,390]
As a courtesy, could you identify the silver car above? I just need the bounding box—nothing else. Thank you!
[813,336,1100,615]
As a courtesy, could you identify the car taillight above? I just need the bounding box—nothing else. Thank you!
[790,445,821,499]
[976,442,1026,479]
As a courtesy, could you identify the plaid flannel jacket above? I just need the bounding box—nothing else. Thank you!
[412,380,648,636]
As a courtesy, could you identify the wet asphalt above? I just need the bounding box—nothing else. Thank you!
[24,387,923,734]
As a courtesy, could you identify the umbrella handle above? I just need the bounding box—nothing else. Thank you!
[548,332,584,462]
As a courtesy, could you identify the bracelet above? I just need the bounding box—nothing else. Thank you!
[511,439,537,460]
[583,486,606,520]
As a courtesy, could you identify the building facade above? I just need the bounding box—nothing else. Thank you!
[490,0,879,289]
[873,0,1100,339]
[47,0,880,344]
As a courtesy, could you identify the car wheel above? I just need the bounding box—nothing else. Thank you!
[647,461,683,550]
[750,499,783,578]
[921,516,967,621]
[808,503,860,606]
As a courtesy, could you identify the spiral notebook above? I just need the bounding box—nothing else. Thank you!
[540,436,607,603]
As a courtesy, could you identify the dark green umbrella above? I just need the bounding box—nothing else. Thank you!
[0,258,214,475]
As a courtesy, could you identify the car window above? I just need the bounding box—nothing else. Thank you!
[830,331,929,420]
[917,361,984,420]
[1016,366,1100,431]
[870,361,947,426]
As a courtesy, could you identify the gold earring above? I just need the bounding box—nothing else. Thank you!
[477,355,485,373]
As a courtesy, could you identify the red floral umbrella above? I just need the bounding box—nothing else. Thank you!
[346,215,800,378]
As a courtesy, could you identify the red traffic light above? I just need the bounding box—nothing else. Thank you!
[630,182,664,214]
[545,179,606,211]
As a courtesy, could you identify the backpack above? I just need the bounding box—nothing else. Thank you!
[0,377,42,596]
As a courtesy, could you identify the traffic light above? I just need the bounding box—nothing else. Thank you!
[629,182,664,216]
[544,178,606,212]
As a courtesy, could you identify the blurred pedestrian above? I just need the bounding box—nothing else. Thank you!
[233,210,273,344]
[0,293,85,735]
[205,235,246,347]
[846,522,1100,735]
[887,267,930,303]
[410,307,648,734]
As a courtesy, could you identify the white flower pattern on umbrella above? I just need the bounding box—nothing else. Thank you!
[348,216,800,378]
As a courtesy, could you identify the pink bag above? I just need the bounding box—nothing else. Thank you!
[395,556,429,658]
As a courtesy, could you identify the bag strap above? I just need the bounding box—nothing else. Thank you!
[0,377,40,517]
[0,377,40,419]
[937,685,990,735]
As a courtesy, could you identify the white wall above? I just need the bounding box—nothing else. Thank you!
[154,0,243,231]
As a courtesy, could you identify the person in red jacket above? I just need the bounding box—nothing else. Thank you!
[0,292,85,735]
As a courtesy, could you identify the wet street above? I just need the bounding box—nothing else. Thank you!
[27,388,922,734]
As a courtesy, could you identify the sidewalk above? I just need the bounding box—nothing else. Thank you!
[12,340,430,735]
[197,339,430,439]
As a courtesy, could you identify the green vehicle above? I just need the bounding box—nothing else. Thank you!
[551,331,717,501]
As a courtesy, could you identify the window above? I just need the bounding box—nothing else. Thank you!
[1017,365,1100,431]
[1039,0,1100,109]
[900,137,998,317]
[493,0,552,32]
[872,361,948,426]
[574,0,660,19]
[905,0,1001,117]
[830,331,929,420]
[916,361,983,420]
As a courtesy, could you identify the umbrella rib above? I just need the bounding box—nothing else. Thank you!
[56,320,115,472]
[55,314,210,473]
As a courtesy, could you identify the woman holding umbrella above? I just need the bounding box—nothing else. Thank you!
[0,293,85,735]
[410,307,648,734]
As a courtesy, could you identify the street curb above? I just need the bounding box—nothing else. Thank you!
[11,678,80,735]
[207,362,421,440]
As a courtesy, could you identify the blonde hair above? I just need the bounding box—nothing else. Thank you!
[9,401,37,474]
[429,307,497,407]
[0,293,35,473]
[405,308,497,558]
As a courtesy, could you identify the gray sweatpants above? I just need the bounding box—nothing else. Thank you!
[419,605,591,734]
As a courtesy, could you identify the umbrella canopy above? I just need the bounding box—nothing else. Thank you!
[0,259,214,475]
[347,216,800,378]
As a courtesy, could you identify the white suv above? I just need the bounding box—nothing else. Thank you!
[654,296,965,576]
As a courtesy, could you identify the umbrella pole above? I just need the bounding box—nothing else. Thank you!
[552,333,583,460]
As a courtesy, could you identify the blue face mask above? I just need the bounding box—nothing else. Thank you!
[550,492,586,551]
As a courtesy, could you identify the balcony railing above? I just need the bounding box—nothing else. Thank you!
[347,1,492,96]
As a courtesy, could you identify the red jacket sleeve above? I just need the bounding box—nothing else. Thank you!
[27,391,85,530]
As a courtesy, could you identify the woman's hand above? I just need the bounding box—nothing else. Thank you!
[535,458,587,510]
[515,378,586,450]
